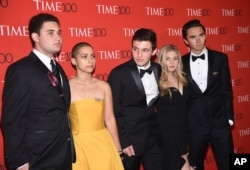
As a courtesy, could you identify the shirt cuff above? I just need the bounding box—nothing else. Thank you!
[17,163,28,170]
[228,119,234,126]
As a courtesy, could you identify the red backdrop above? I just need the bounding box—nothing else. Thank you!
[0,0,250,169]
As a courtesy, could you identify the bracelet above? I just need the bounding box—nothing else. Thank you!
[119,152,125,160]
[118,150,123,154]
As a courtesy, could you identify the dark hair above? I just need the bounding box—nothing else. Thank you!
[132,28,157,50]
[182,19,206,40]
[28,13,60,47]
[71,42,93,58]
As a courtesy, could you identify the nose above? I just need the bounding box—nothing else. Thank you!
[55,33,62,42]
[137,50,142,57]
[88,57,95,63]
[196,36,201,43]
[169,58,174,63]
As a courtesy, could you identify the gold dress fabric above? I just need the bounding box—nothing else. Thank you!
[69,98,124,170]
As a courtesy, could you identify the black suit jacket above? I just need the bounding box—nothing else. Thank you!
[107,59,162,155]
[182,48,234,130]
[2,52,75,169]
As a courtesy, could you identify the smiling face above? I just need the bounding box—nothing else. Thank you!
[31,21,62,58]
[131,40,156,68]
[184,26,206,55]
[71,45,96,74]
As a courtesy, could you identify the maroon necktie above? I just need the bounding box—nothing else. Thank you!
[49,60,62,93]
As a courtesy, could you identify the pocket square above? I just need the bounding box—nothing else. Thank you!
[213,72,218,75]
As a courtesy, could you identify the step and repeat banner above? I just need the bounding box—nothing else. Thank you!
[0,0,249,169]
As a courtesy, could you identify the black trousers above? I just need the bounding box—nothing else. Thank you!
[29,141,72,170]
[188,126,234,170]
[122,137,163,170]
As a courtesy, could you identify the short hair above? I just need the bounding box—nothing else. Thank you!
[28,13,60,47]
[71,42,93,59]
[182,19,206,40]
[132,28,157,50]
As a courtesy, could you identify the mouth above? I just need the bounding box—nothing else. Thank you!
[55,42,62,46]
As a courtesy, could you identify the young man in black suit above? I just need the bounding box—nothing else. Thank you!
[2,13,75,170]
[107,28,163,170]
[181,19,234,170]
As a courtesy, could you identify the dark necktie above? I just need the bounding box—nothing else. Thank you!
[50,60,62,92]
[140,68,152,78]
[192,53,205,62]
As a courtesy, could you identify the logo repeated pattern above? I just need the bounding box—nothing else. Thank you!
[0,0,250,169]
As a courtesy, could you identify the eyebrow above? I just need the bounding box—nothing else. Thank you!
[46,29,61,32]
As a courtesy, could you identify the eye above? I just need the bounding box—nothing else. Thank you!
[80,55,87,59]
[199,33,205,38]
[91,54,96,59]
[190,36,196,39]
[132,47,138,51]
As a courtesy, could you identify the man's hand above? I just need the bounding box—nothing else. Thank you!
[123,145,135,157]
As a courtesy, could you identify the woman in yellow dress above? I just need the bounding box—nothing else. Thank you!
[69,42,124,170]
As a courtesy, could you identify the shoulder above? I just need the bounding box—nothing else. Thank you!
[151,61,161,68]
[94,78,112,95]
[108,60,132,78]
[182,53,190,60]
[208,48,227,58]
[208,49,229,64]
[94,77,110,88]
[6,54,34,75]
[111,60,130,71]
[151,61,161,73]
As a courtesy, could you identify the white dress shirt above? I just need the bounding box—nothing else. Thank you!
[138,63,159,105]
[33,49,53,71]
[190,49,208,93]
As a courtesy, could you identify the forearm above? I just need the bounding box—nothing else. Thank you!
[105,118,122,151]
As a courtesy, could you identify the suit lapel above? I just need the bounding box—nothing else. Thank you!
[129,60,161,108]
[56,63,70,106]
[129,62,145,95]
[205,49,213,92]
[30,52,52,81]
[30,52,69,106]
[151,64,159,83]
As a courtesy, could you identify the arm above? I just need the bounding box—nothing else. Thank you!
[103,82,122,152]
[2,64,30,169]
[220,54,234,124]
[107,70,130,147]
[103,82,135,157]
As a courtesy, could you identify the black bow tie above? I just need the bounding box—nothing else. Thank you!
[139,68,152,78]
[192,53,205,61]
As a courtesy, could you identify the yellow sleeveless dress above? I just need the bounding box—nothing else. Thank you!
[69,98,124,170]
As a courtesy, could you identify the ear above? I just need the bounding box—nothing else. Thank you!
[71,58,76,66]
[31,33,39,43]
[184,39,189,45]
[152,48,157,56]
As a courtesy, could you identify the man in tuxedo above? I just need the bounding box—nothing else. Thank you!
[181,19,234,170]
[107,28,162,170]
[2,13,75,170]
